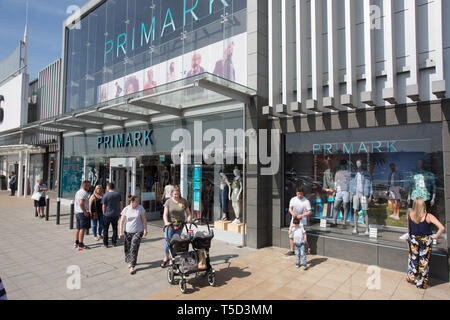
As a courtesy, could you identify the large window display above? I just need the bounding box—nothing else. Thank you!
[61,111,245,233]
[284,123,445,248]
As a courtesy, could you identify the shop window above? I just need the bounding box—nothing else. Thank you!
[284,123,446,248]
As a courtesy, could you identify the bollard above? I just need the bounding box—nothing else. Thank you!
[70,200,75,230]
[45,196,50,221]
[56,198,61,225]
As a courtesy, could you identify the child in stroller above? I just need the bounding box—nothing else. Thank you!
[164,218,215,293]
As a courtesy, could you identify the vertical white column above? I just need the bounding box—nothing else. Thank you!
[361,0,376,106]
[17,151,23,197]
[324,0,340,111]
[406,0,420,101]
[292,0,309,114]
[431,0,446,99]
[24,150,30,197]
[341,0,357,109]
[382,0,397,104]
[280,0,296,114]
[307,0,324,112]
[180,153,188,199]
[268,0,282,108]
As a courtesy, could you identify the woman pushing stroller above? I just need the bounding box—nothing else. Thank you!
[161,186,192,268]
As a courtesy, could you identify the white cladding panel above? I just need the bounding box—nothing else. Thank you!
[268,0,448,111]
[0,73,28,133]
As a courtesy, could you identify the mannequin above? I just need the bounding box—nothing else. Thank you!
[92,168,98,187]
[219,172,231,220]
[322,156,335,218]
[408,159,436,210]
[350,159,373,235]
[231,168,243,224]
[88,168,94,183]
[333,160,351,226]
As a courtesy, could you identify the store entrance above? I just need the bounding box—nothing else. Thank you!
[111,167,128,203]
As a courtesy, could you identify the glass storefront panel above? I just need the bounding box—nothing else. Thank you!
[65,0,247,112]
[284,123,446,248]
[61,110,245,231]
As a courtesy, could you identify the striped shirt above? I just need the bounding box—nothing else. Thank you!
[0,277,7,300]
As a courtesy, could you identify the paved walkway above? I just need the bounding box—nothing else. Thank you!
[1,192,449,300]
[0,192,254,300]
[148,247,450,300]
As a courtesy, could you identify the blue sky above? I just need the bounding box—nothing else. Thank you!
[0,0,86,80]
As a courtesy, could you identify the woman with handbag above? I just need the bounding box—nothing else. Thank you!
[33,179,48,219]
[406,198,445,289]
[89,185,104,241]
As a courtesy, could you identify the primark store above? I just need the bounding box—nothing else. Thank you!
[28,0,450,281]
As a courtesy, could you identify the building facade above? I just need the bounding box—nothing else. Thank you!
[23,0,449,281]
[263,0,450,281]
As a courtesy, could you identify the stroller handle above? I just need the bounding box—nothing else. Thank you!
[190,218,211,233]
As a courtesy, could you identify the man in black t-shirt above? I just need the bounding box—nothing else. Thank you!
[101,183,123,247]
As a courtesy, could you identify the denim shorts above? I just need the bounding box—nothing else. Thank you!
[335,191,350,203]
[76,213,90,230]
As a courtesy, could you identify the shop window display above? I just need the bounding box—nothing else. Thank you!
[284,124,445,247]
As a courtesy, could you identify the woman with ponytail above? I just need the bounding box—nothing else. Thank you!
[406,198,445,288]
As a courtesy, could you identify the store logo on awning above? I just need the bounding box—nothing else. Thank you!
[312,141,398,155]
[97,130,153,149]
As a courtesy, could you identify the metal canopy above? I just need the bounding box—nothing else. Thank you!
[8,73,256,137]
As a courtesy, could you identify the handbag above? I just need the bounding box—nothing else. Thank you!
[197,249,207,271]
[32,192,41,201]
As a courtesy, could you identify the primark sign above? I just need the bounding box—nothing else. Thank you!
[104,0,243,62]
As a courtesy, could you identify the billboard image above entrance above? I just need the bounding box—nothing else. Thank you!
[64,0,247,113]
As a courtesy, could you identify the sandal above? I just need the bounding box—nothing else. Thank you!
[160,260,169,268]
[130,268,136,275]
[405,277,415,285]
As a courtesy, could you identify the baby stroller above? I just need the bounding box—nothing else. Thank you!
[164,218,215,294]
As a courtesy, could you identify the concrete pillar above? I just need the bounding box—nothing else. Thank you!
[17,151,23,197]
[24,151,30,197]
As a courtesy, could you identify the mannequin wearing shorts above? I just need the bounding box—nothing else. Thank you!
[333,160,351,226]
[350,160,373,235]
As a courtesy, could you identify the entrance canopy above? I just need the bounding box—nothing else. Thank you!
[19,73,256,136]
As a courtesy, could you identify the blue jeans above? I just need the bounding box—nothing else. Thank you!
[295,243,307,267]
[164,228,182,255]
[92,213,104,238]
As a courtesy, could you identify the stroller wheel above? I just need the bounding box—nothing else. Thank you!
[167,266,175,285]
[207,271,215,287]
[179,279,187,294]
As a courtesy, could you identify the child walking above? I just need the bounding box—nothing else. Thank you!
[290,218,308,270]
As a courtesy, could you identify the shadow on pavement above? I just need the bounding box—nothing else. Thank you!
[308,257,328,268]
[210,254,239,265]
[134,261,163,272]
[182,265,252,294]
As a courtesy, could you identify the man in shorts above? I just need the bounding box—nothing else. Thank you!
[74,180,91,250]
[285,186,312,256]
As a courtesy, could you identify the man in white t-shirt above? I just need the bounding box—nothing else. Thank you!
[285,186,312,256]
[74,180,91,250]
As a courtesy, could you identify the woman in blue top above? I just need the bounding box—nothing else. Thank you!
[406,198,445,289]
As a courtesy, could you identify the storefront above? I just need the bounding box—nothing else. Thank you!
[50,0,258,245]
[60,110,245,241]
